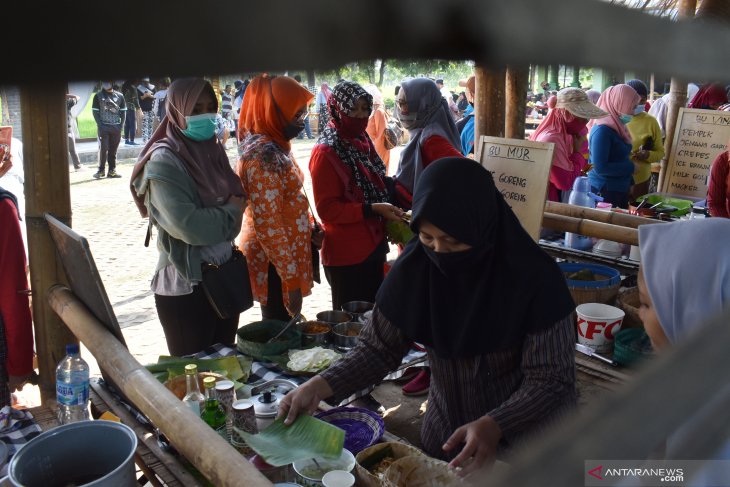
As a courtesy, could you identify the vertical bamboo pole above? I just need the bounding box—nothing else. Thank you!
[20,83,77,403]
[659,0,697,192]
[475,64,505,142]
[505,66,528,140]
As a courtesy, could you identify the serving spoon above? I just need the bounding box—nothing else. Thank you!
[266,313,301,344]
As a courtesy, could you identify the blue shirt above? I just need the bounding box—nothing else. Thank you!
[460,105,475,156]
[588,124,634,193]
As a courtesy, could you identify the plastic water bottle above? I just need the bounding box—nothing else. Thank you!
[565,176,602,251]
[56,343,90,424]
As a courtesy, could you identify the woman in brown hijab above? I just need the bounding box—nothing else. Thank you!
[130,78,246,356]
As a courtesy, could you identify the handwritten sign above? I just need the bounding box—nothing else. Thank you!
[475,136,554,241]
[662,108,730,199]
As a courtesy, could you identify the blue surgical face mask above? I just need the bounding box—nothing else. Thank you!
[619,114,633,124]
[633,104,645,115]
[182,113,217,141]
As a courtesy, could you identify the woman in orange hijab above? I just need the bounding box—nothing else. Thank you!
[236,74,316,320]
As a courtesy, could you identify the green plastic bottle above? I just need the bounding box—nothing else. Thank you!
[201,377,226,430]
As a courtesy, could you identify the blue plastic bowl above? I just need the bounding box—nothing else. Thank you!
[559,262,621,289]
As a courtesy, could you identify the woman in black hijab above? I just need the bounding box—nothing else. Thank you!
[279,158,576,477]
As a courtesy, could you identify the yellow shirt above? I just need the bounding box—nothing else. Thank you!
[627,112,665,184]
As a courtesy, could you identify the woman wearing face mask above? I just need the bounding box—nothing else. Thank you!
[393,78,462,209]
[687,82,728,110]
[130,78,246,356]
[309,82,403,310]
[587,84,641,209]
[625,80,665,201]
[236,74,315,321]
[529,88,607,202]
[280,158,577,478]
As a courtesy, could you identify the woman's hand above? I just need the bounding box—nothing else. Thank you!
[311,225,325,249]
[632,149,649,161]
[0,151,12,178]
[227,194,246,210]
[287,289,303,316]
[277,375,333,425]
[371,203,405,222]
[443,416,502,477]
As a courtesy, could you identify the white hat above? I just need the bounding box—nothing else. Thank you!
[555,88,608,119]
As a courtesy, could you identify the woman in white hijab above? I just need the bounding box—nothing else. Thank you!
[639,218,730,349]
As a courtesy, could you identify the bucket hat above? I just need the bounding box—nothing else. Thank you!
[555,87,608,119]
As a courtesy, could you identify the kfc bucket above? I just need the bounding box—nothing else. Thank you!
[576,303,625,353]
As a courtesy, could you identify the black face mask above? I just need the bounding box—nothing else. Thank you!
[422,245,486,276]
[282,121,304,140]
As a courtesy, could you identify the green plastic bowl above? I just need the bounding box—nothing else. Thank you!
[636,194,693,217]
[613,328,654,366]
[236,320,301,361]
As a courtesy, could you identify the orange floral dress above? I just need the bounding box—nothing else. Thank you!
[236,134,313,307]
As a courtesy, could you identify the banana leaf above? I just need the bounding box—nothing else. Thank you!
[144,355,252,384]
[235,416,344,467]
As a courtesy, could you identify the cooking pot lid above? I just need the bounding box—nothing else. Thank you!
[250,384,295,418]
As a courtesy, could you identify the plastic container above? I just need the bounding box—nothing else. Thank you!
[56,343,90,424]
[559,262,621,307]
[565,177,602,250]
[293,449,356,487]
[8,421,137,487]
[576,303,625,353]
[614,328,654,366]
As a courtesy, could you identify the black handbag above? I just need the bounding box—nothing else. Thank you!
[200,246,254,319]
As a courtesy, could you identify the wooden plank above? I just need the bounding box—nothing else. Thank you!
[20,82,76,404]
[505,66,528,140]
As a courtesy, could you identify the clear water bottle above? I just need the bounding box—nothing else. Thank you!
[56,343,90,424]
[182,364,205,416]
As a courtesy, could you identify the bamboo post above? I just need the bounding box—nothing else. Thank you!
[544,201,666,229]
[48,286,272,487]
[542,213,639,245]
[658,0,697,191]
[505,66,528,140]
[474,64,505,139]
[20,83,77,403]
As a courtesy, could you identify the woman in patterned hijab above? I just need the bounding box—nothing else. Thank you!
[309,81,404,309]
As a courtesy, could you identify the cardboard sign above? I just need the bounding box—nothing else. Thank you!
[662,107,730,199]
[475,136,554,241]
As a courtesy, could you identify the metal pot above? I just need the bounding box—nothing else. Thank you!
[340,301,374,321]
[315,310,353,325]
[250,379,298,431]
[332,322,364,352]
[297,321,332,347]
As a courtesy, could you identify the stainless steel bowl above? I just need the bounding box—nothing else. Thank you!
[340,301,374,321]
[332,322,364,351]
[297,321,332,348]
[316,310,353,325]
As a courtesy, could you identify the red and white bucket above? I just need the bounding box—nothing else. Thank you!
[576,303,625,353]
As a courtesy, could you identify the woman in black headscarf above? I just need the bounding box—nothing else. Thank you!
[280,158,576,477]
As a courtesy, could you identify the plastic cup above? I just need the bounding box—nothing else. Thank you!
[576,303,625,353]
[322,470,355,487]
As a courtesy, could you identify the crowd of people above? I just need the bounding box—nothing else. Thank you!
[3,71,730,479]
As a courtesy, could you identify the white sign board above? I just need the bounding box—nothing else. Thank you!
[662,107,730,199]
[476,136,555,241]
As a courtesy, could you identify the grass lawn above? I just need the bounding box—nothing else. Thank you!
[77,96,97,138]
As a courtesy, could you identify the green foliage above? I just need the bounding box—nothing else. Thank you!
[77,95,97,138]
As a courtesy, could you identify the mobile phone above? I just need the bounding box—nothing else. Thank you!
[0,126,12,161]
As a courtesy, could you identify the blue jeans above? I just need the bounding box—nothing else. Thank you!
[297,117,312,139]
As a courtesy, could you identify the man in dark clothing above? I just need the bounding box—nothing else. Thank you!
[91,81,126,179]
[66,93,82,170]
[122,79,140,145]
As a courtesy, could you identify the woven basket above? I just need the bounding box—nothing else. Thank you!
[383,456,461,487]
[614,328,654,366]
[315,407,384,455]
[616,286,642,329]
[559,262,621,307]
[355,442,425,487]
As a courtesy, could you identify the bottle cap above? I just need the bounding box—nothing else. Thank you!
[203,376,216,389]
[66,343,80,355]
[184,364,198,375]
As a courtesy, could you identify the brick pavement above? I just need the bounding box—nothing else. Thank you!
[68,138,401,375]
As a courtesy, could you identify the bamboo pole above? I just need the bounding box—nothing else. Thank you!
[475,64,505,139]
[658,0,697,191]
[21,83,77,403]
[47,285,272,487]
[542,213,639,245]
[505,66,528,140]
[544,201,666,229]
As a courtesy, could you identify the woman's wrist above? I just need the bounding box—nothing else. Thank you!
[363,203,374,218]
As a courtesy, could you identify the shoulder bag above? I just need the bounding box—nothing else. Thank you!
[201,245,254,319]
[383,109,402,151]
